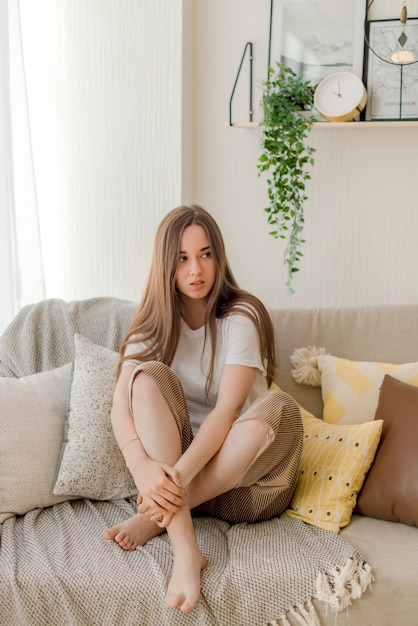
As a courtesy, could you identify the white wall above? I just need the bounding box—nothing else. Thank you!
[191,0,418,308]
[6,0,418,331]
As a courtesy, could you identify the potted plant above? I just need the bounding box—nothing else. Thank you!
[258,62,316,293]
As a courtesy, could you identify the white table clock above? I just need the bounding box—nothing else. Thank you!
[314,71,368,122]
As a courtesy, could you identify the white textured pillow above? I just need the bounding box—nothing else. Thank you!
[0,364,72,523]
[53,334,137,500]
[317,354,418,424]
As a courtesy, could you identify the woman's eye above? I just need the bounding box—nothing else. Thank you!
[179,255,187,262]
[202,251,212,258]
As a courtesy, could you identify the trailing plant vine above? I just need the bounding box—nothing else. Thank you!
[258,63,316,293]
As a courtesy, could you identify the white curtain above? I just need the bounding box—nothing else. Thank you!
[0,0,16,334]
[1,1,183,335]
[1,0,46,334]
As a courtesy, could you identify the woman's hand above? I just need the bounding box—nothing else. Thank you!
[139,505,175,529]
[136,459,186,526]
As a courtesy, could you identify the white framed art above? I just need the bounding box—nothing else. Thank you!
[268,0,367,87]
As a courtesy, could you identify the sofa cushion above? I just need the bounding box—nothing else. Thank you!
[285,405,383,533]
[0,364,72,523]
[53,334,137,500]
[356,375,418,526]
[317,354,418,424]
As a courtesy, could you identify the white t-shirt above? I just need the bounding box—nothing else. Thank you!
[124,313,267,434]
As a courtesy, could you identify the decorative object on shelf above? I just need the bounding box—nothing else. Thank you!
[314,71,368,122]
[258,63,316,294]
[364,1,418,120]
[268,0,366,86]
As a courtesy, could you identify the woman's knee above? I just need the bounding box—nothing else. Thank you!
[259,389,299,411]
[224,419,275,488]
[232,417,273,450]
[129,366,161,406]
[129,361,178,400]
[130,360,171,387]
[241,389,301,430]
[128,361,192,449]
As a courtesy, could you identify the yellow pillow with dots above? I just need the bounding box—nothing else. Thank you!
[285,406,383,533]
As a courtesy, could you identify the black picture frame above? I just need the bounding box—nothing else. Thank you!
[364,18,418,121]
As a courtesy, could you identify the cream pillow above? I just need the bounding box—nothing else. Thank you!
[53,334,137,500]
[317,354,418,424]
[286,405,383,533]
[0,364,72,523]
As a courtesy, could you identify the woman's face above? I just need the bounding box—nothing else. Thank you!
[175,224,216,302]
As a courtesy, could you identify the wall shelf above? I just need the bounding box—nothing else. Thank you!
[227,120,418,128]
[313,121,418,128]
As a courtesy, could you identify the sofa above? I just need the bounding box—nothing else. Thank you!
[0,297,417,626]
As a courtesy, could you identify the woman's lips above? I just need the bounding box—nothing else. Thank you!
[189,280,205,290]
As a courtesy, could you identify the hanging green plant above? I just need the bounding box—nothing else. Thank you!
[258,62,316,293]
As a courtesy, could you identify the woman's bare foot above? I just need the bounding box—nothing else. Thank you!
[164,543,207,612]
[102,513,164,550]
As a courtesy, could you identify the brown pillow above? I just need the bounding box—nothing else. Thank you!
[356,374,418,526]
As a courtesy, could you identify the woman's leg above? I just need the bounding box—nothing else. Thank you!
[161,408,282,612]
[105,387,300,542]
[187,417,272,508]
[103,364,190,548]
[103,366,206,612]
[191,390,303,524]
[163,505,207,612]
[104,380,301,611]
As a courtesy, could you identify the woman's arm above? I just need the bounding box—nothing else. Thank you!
[174,363,257,488]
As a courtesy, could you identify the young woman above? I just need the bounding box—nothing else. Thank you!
[103,205,303,613]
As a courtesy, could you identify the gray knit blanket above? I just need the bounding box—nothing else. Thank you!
[0,499,371,626]
[0,297,137,378]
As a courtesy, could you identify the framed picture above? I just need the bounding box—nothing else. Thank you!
[364,18,418,121]
[268,0,367,87]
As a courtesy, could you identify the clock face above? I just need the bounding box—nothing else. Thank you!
[314,72,367,122]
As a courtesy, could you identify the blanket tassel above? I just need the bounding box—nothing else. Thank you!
[269,601,320,626]
[316,556,373,612]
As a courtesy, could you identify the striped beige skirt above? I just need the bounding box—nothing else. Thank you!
[128,361,303,524]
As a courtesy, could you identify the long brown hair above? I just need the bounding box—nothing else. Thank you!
[118,205,277,387]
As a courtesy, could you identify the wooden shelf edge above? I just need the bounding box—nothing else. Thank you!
[227,120,418,128]
[313,121,418,128]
